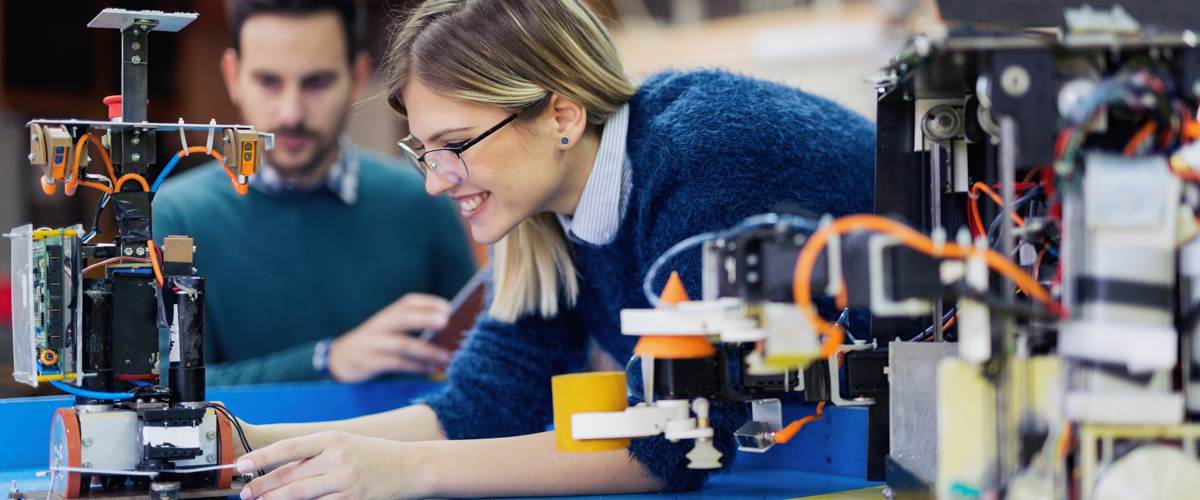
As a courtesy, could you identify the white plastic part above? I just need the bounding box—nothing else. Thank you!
[571,404,683,440]
[205,119,217,155]
[1093,445,1200,500]
[762,303,819,365]
[178,118,189,154]
[1064,392,1184,425]
[685,439,723,469]
[957,299,991,363]
[1058,320,1177,373]
[620,299,748,336]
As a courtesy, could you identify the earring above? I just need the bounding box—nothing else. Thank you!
[560,136,570,146]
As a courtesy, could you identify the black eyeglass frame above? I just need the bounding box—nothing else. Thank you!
[398,110,522,184]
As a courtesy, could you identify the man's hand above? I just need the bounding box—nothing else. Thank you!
[327,293,452,383]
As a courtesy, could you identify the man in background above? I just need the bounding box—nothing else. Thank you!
[153,0,475,385]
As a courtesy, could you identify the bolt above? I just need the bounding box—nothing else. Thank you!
[882,486,895,500]
[124,247,134,256]
[132,42,142,50]
[130,153,141,162]
[131,55,141,64]
[136,247,145,256]
[81,438,92,447]
[206,430,216,440]
[746,255,758,266]
[1000,65,1030,97]
[81,461,92,469]
[28,153,35,162]
[747,271,759,283]
[131,137,140,145]
[1193,81,1200,100]
[31,133,38,141]
[206,455,216,464]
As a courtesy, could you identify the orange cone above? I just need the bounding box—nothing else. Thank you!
[634,271,715,359]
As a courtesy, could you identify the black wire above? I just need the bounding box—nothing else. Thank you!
[203,403,264,477]
[86,193,110,240]
[1181,307,1200,339]
[906,305,958,342]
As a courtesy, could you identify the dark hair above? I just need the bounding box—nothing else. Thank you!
[226,0,366,61]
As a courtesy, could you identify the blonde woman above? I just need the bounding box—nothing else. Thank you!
[234,0,875,498]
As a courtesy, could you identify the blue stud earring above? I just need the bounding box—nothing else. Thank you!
[560,136,570,146]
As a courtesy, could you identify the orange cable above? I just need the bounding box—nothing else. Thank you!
[114,174,150,192]
[774,401,825,444]
[793,215,1055,349]
[147,242,164,287]
[72,134,116,183]
[77,180,113,194]
[1123,122,1158,157]
[971,182,1026,227]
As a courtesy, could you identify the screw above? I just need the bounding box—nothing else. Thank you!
[124,248,134,256]
[28,153,35,162]
[882,486,895,500]
[1192,81,1200,99]
[1000,65,1030,97]
[206,455,216,464]
[131,153,141,162]
[132,42,142,50]
[82,438,92,447]
[746,255,758,266]
[131,137,140,145]
[747,271,759,283]
[81,461,92,469]
[136,247,145,256]
[31,133,38,141]
[132,55,141,64]
[206,430,216,440]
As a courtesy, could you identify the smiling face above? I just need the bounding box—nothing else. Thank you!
[220,11,366,185]
[401,81,595,245]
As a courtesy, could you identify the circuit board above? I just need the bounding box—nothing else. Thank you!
[7,224,83,386]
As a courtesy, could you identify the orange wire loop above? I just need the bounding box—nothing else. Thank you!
[793,214,1055,355]
[114,174,150,192]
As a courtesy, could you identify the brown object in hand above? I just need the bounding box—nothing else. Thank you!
[418,264,490,353]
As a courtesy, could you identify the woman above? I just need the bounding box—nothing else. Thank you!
[234,0,875,498]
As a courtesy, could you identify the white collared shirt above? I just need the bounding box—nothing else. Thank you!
[250,136,360,205]
[556,104,633,245]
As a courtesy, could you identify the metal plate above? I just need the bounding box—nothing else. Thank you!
[888,341,958,484]
[86,9,197,32]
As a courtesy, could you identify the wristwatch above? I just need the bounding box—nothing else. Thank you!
[312,337,335,380]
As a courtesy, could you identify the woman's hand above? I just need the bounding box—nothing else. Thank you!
[236,431,430,500]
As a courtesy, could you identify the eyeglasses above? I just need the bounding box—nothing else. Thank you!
[397,111,521,185]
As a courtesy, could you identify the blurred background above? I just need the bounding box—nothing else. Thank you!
[0,0,934,397]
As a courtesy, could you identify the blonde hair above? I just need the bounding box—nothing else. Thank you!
[383,0,636,322]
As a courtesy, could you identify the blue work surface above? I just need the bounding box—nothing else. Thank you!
[0,381,879,499]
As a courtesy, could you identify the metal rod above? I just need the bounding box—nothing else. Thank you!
[930,142,944,342]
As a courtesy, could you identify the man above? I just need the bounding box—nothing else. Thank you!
[153,0,475,385]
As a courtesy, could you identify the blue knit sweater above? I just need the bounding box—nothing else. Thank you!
[420,69,875,491]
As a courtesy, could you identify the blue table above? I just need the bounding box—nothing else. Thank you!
[0,381,880,499]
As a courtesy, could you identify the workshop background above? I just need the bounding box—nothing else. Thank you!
[0,0,925,397]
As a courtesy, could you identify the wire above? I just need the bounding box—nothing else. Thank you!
[82,256,150,274]
[82,193,111,243]
[1123,121,1158,157]
[147,242,164,287]
[793,215,1056,354]
[71,134,116,184]
[151,147,228,192]
[114,174,150,192]
[969,182,1026,238]
[906,305,958,342]
[642,213,819,308]
[77,180,113,194]
[774,401,825,443]
[48,380,134,400]
[203,403,263,476]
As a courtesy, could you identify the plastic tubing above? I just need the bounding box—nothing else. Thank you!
[48,380,134,400]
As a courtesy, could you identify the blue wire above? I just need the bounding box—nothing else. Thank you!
[1046,246,1059,257]
[150,153,184,192]
[49,380,135,400]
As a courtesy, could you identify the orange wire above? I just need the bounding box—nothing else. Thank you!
[147,242,164,287]
[971,182,1026,227]
[793,215,1055,350]
[114,173,150,192]
[774,401,825,444]
[72,134,116,183]
[77,180,113,194]
[1123,122,1158,157]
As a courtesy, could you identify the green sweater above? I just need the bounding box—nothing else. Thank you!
[152,150,475,385]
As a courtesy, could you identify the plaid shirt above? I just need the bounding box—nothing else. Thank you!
[250,136,360,205]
